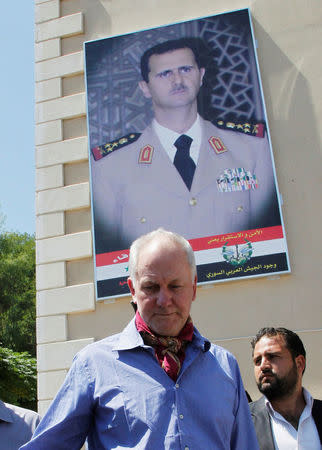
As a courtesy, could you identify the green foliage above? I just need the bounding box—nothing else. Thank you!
[0,347,37,410]
[0,232,36,356]
[0,228,37,409]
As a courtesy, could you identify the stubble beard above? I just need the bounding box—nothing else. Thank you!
[257,361,299,402]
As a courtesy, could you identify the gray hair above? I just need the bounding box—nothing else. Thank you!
[128,228,196,284]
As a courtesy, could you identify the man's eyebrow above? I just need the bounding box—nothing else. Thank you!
[169,279,183,285]
[254,349,281,358]
[156,68,172,74]
[141,278,157,284]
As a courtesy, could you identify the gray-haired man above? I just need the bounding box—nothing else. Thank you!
[23,229,259,449]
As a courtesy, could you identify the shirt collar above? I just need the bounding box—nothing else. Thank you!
[0,400,14,423]
[302,387,314,409]
[152,115,202,163]
[264,387,314,417]
[112,318,144,351]
[113,317,208,353]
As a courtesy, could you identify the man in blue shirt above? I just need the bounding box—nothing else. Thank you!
[22,229,259,449]
[0,400,40,449]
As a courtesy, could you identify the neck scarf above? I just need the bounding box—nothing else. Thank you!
[135,311,194,381]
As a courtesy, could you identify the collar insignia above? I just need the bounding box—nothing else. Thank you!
[139,145,153,164]
[209,136,227,154]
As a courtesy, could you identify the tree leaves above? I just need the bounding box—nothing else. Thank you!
[0,232,36,355]
[0,231,37,409]
[0,347,37,410]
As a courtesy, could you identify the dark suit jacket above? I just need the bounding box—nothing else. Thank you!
[250,396,322,450]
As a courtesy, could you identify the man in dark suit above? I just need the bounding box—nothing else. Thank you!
[250,327,322,449]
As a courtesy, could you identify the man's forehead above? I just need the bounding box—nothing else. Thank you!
[149,47,196,69]
[137,238,182,263]
[136,238,189,274]
[140,272,181,283]
[255,334,287,354]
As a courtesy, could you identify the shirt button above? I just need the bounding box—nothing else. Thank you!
[237,206,243,212]
[179,414,184,419]
[139,217,146,223]
[189,198,197,206]
[175,383,179,389]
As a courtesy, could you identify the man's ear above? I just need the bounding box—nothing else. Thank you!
[128,278,137,313]
[127,277,136,297]
[192,275,197,302]
[295,354,306,376]
[199,67,205,86]
[138,80,152,99]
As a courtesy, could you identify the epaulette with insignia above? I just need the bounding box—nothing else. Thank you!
[216,119,266,138]
[91,132,141,161]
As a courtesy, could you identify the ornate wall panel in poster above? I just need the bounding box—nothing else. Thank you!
[85,8,290,300]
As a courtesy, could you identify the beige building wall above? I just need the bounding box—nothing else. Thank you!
[35,0,322,415]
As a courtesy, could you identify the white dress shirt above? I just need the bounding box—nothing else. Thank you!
[152,115,202,165]
[265,388,321,449]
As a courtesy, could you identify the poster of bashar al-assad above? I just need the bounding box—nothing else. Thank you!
[85,8,290,300]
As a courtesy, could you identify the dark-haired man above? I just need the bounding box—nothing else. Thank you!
[22,229,259,449]
[250,327,322,449]
[91,38,280,252]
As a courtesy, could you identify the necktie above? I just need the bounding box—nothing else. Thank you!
[173,134,195,190]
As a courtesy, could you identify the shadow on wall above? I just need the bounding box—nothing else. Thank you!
[252,15,321,279]
[81,0,113,41]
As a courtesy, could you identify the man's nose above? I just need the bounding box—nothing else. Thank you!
[260,357,271,371]
[172,69,184,84]
[156,288,172,307]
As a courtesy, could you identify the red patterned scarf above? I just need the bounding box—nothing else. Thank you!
[135,311,194,381]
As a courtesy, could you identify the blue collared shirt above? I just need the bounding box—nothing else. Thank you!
[0,400,40,450]
[21,319,259,449]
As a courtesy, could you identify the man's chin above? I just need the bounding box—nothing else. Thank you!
[151,317,183,337]
[258,380,275,394]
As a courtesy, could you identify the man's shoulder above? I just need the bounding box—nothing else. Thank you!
[206,118,266,138]
[91,125,155,162]
[192,328,231,359]
[313,398,322,415]
[76,330,125,357]
[0,402,41,446]
[208,341,236,360]
[191,327,234,362]
[250,396,266,414]
[201,117,267,148]
[204,338,243,378]
[75,320,139,361]
[3,402,40,424]
[312,399,322,442]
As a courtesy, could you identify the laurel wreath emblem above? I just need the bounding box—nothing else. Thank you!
[222,239,253,266]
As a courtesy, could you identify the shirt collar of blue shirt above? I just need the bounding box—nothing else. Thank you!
[0,400,14,423]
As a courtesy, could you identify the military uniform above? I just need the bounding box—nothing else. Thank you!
[91,118,280,252]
